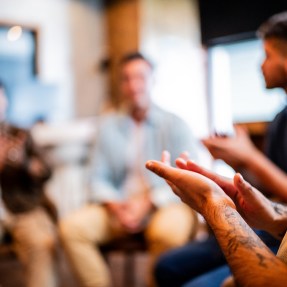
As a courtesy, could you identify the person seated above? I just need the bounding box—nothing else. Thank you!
[59,52,201,287]
[153,11,287,287]
[146,154,287,287]
[0,80,58,287]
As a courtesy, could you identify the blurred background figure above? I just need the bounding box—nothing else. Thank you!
[31,116,96,219]
[0,80,59,287]
[59,52,201,287]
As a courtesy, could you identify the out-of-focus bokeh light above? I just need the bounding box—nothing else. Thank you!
[7,25,23,42]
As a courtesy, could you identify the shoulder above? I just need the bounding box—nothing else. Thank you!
[96,111,129,140]
[151,104,185,122]
[6,124,29,137]
[151,105,190,129]
[271,106,287,124]
[97,111,125,126]
[268,106,287,136]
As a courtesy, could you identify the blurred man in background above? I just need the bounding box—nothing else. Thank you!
[60,52,201,287]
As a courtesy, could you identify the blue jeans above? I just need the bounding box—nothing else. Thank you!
[155,230,280,287]
[155,236,226,287]
[183,265,231,287]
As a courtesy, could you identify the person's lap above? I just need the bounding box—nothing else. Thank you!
[154,235,226,287]
[182,230,280,287]
[154,230,280,287]
[183,265,231,287]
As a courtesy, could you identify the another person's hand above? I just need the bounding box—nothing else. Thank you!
[177,159,287,239]
[28,158,47,177]
[202,126,257,169]
[123,194,153,233]
[0,133,26,171]
[106,195,153,233]
[145,159,235,217]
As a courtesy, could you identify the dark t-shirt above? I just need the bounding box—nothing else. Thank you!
[265,106,287,173]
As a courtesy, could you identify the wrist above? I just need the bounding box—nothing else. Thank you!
[242,147,261,168]
[202,197,236,222]
[269,203,287,239]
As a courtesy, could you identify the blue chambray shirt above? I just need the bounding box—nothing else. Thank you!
[90,104,201,207]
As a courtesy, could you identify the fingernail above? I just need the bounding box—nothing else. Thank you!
[237,173,244,184]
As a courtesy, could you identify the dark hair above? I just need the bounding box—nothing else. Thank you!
[257,12,287,41]
[120,52,153,69]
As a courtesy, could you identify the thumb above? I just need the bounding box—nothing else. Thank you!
[233,173,254,200]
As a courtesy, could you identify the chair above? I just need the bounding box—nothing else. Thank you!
[100,232,148,287]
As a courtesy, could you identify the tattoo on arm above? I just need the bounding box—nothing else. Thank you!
[272,203,287,239]
[213,206,278,270]
[272,202,287,216]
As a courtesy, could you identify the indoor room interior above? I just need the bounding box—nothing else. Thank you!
[0,0,287,287]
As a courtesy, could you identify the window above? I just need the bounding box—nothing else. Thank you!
[208,39,286,134]
[0,23,57,127]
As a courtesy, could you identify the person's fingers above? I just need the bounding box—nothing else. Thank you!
[161,150,171,165]
[146,160,179,182]
[187,160,236,198]
[186,160,217,181]
[233,173,255,199]
[201,138,211,147]
[201,139,223,157]
[234,125,248,136]
[175,158,188,169]
[233,173,258,210]
[179,151,190,161]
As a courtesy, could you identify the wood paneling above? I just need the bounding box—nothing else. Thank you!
[105,0,140,105]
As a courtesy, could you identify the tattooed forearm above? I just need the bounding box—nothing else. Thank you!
[271,202,287,239]
[211,205,277,269]
[272,202,287,216]
[224,208,265,251]
[205,205,287,286]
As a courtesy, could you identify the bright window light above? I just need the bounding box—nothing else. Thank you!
[7,25,23,42]
[209,39,286,125]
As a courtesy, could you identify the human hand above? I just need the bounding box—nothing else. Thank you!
[0,135,26,171]
[105,202,133,231]
[28,158,47,177]
[178,159,287,238]
[145,160,235,217]
[122,194,153,233]
[202,126,257,169]
[161,150,189,187]
[106,195,153,233]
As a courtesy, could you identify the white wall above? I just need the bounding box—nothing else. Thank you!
[69,0,108,117]
[0,0,107,121]
[0,0,73,121]
[140,0,209,138]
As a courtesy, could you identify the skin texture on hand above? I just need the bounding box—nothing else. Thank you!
[105,194,153,233]
[202,126,257,169]
[179,159,287,240]
[164,154,287,240]
[203,127,287,201]
[0,132,26,171]
[145,159,235,217]
[146,152,287,286]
